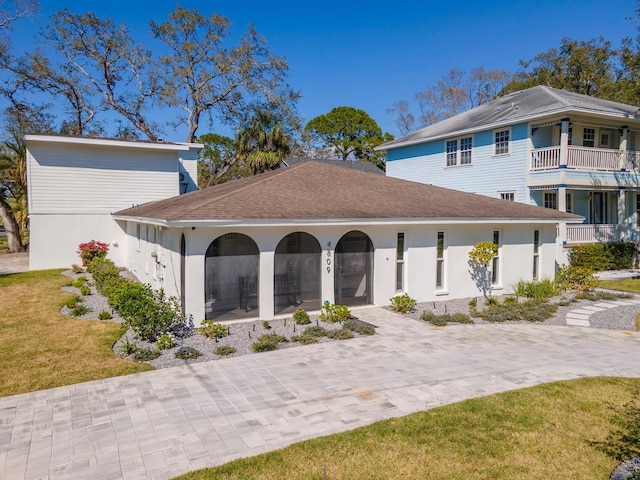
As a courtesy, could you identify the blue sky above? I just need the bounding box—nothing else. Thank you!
[11,0,640,140]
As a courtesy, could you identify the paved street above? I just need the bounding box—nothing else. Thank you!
[0,307,639,479]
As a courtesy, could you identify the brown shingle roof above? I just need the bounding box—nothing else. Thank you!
[114,161,580,222]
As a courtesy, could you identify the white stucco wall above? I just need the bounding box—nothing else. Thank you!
[29,214,127,270]
[120,221,560,325]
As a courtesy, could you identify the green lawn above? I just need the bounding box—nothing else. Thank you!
[174,377,639,480]
[0,269,152,397]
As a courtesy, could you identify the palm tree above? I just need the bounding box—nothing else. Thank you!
[237,110,291,175]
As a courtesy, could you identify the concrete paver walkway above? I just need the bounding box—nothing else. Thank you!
[1,307,640,480]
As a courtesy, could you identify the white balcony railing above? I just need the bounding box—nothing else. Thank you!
[531,146,630,172]
[563,223,638,244]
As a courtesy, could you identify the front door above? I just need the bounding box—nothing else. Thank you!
[334,231,373,306]
[592,192,606,224]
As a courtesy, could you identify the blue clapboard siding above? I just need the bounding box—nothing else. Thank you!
[387,123,530,203]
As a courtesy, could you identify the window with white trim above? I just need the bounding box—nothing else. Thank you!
[491,230,500,285]
[494,129,510,155]
[583,128,595,147]
[544,192,557,210]
[436,231,445,289]
[500,192,515,201]
[396,232,405,291]
[445,136,473,166]
[532,229,540,280]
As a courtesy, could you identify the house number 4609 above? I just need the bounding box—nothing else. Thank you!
[326,250,331,273]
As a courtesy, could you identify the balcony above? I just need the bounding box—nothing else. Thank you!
[563,223,639,245]
[531,146,637,172]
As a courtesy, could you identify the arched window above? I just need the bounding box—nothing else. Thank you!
[274,232,321,314]
[204,233,259,320]
[334,231,374,306]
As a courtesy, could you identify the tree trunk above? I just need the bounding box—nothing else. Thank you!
[0,195,25,252]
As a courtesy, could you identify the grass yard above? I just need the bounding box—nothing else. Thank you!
[0,269,152,397]
[174,377,640,480]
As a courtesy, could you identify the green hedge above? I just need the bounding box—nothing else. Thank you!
[568,242,636,271]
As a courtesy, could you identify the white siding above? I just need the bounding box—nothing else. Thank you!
[28,144,179,214]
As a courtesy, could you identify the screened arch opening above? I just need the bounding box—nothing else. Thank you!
[334,230,373,306]
[274,232,321,315]
[204,233,259,320]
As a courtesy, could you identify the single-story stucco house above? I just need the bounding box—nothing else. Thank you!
[26,135,580,325]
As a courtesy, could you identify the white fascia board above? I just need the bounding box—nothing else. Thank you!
[24,135,203,152]
[111,215,583,228]
[376,106,640,152]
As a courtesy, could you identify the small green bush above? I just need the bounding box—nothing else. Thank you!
[71,264,84,274]
[70,303,92,317]
[450,312,473,324]
[319,303,351,323]
[569,242,635,271]
[485,296,499,306]
[252,334,286,352]
[343,320,375,335]
[468,298,477,309]
[175,346,202,360]
[133,348,160,361]
[120,337,137,356]
[555,265,597,292]
[303,326,328,337]
[77,240,109,267]
[64,295,82,309]
[214,346,236,356]
[503,296,519,305]
[291,334,319,345]
[98,310,112,320]
[87,257,120,291]
[421,311,448,326]
[199,320,228,339]
[389,293,416,313]
[326,328,354,340]
[477,299,558,323]
[72,276,87,288]
[155,332,176,350]
[79,285,91,296]
[293,308,311,325]
[262,320,271,330]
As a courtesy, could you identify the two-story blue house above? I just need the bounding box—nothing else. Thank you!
[378,85,640,248]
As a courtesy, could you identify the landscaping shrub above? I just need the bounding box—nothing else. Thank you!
[88,257,120,291]
[477,299,558,323]
[199,320,228,339]
[319,303,351,323]
[451,312,473,324]
[133,348,160,361]
[421,311,472,326]
[326,328,354,340]
[555,265,597,292]
[214,346,236,356]
[79,285,91,296]
[119,337,137,356]
[569,242,635,271]
[70,303,92,317]
[514,279,557,300]
[303,326,328,337]
[98,310,112,320]
[389,293,416,313]
[64,295,82,309]
[343,320,376,335]
[175,346,202,360]
[155,332,176,350]
[293,308,311,325]
[71,276,87,288]
[262,320,271,330]
[71,264,84,274]
[291,334,319,345]
[252,333,286,352]
[77,240,109,267]
[114,284,182,342]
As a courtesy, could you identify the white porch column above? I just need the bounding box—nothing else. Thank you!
[558,186,567,213]
[321,246,335,305]
[620,127,628,170]
[259,250,275,320]
[559,118,570,167]
[185,248,205,326]
[618,189,627,241]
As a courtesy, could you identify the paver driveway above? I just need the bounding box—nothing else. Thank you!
[1,307,639,479]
